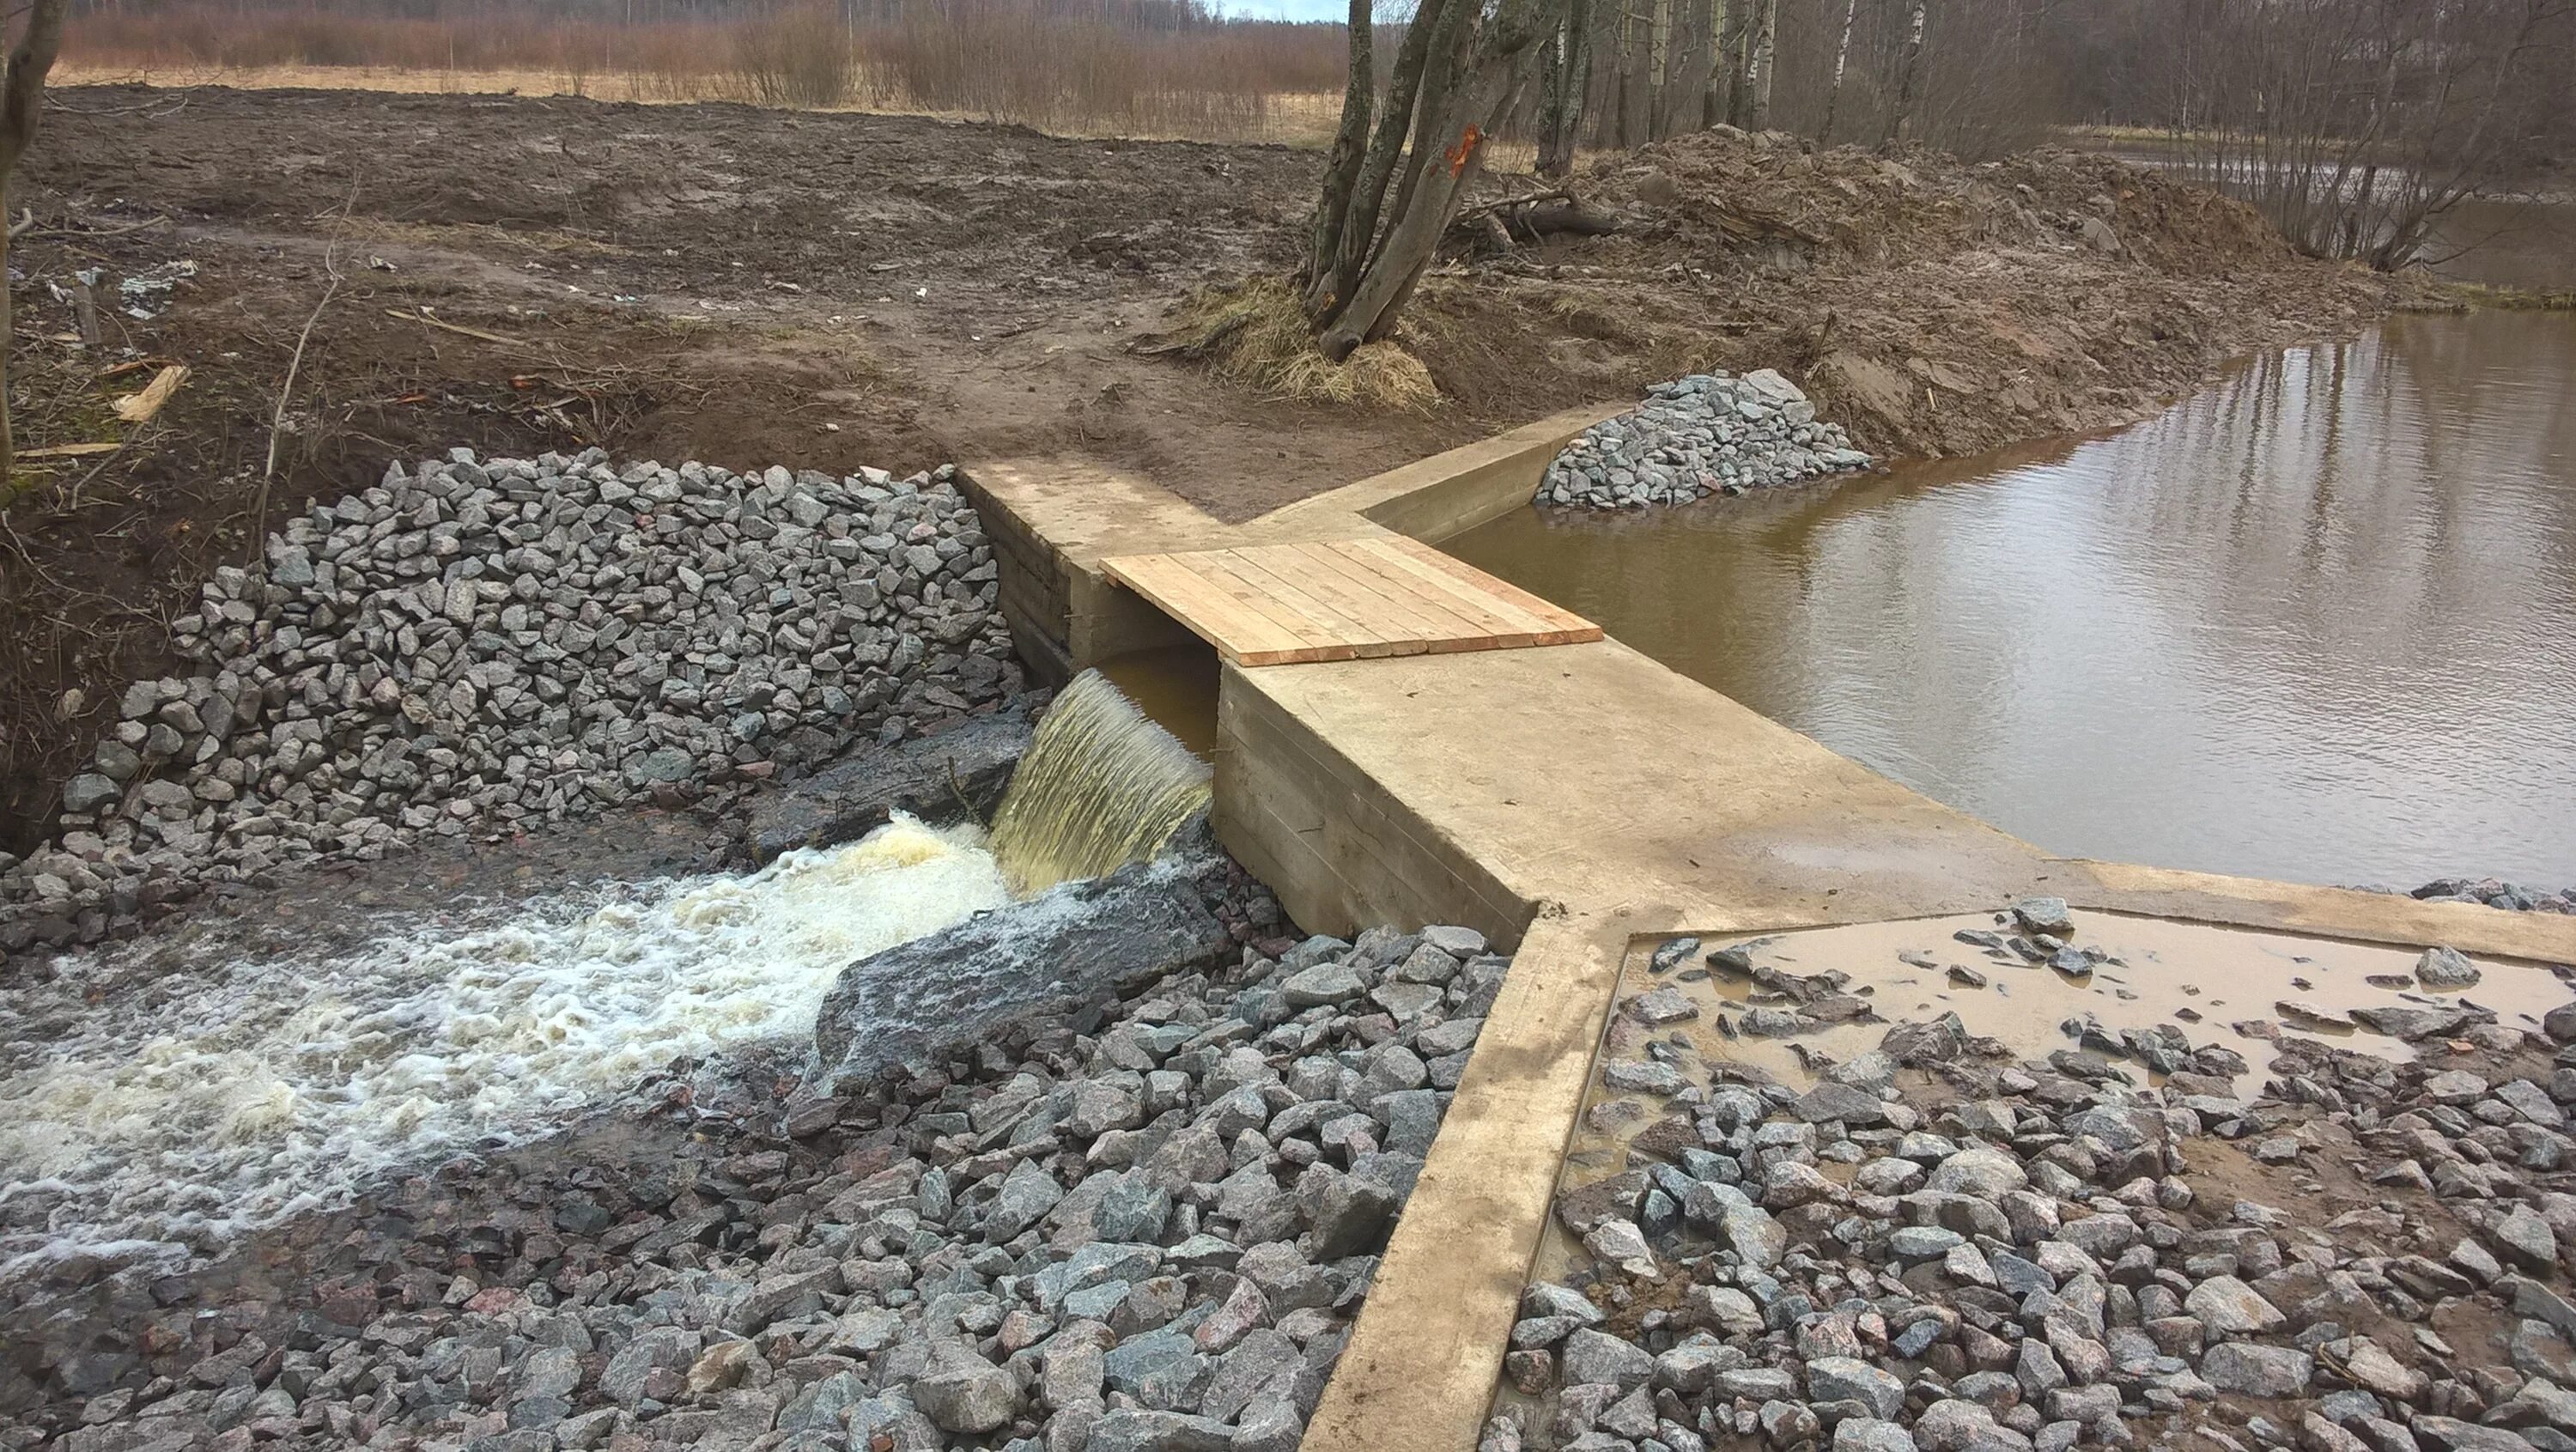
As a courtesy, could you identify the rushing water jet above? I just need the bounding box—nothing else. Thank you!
[0,674,1230,1278]
[0,816,1011,1276]
[988,669,1215,896]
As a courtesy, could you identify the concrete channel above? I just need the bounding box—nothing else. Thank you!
[961,412,2576,1452]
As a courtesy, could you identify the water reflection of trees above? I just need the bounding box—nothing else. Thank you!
[1459,313,2576,883]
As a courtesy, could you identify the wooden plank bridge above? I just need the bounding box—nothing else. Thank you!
[1100,535,1601,666]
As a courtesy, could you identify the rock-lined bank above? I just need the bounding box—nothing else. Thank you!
[0,451,1020,959]
[1536,372,1874,509]
[2403,880,2576,916]
[1490,910,2576,1452]
[6,891,1513,1452]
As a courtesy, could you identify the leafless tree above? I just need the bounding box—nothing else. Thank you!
[1534,0,1593,174]
[0,0,68,489]
[2160,0,2576,270]
[1699,0,1732,124]
[1616,0,1652,143]
[1744,0,1777,127]
[1881,0,1924,143]
[1303,0,1565,361]
[1819,0,1856,140]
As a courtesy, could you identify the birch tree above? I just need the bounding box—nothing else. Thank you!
[0,0,69,489]
[1717,0,1750,123]
[1654,0,1717,137]
[1700,0,1731,124]
[1883,0,1926,144]
[1302,0,1567,361]
[1820,0,1859,141]
[1745,0,1777,129]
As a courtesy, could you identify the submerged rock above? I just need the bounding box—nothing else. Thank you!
[811,849,1233,1084]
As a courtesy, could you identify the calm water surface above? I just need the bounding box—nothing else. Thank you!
[1450,310,2576,888]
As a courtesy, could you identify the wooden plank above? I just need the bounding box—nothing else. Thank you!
[1283,540,1498,647]
[1303,914,1627,1452]
[1107,534,1601,671]
[1341,538,1576,642]
[1112,551,1364,666]
[1364,536,1585,632]
[1183,552,1359,665]
[1380,537,1600,636]
[1105,554,1320,664]
[1354,538,1601,646]
[1312,538,1551,642]
[1213,548,1419,658]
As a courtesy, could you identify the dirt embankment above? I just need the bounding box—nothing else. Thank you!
[1,86,2393,851]
[1404,128,2401,459]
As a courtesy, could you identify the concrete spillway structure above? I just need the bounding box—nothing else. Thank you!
[963,411,2576,1452]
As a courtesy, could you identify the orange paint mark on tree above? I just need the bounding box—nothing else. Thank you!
[1445,125,1483,177]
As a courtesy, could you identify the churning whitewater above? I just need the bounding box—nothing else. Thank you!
[0,815,1009,1279]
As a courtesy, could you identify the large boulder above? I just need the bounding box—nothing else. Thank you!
[811,852,1232,1084]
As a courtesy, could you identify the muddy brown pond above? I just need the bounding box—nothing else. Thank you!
[1452,310,2576,888]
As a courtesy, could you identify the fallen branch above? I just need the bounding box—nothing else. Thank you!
[33,215,170,241]
[383,308,528,348]
[15,440,118,459]
[254,195,354,565]
[1454,187,1577,222]
[1444,190,1623,250]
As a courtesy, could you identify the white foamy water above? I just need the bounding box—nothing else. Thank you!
[0,815,1008,1278]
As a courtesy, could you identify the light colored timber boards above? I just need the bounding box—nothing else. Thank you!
[1101,536,1601,665]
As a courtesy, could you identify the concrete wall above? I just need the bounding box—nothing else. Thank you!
[957,466,1202,684]
[1213,660,1535,950]
[1267,402,1619,544]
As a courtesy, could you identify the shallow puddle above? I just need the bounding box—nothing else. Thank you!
[1536,906,2572,1281]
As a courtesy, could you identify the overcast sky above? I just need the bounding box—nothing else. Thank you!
[1218,0,1354,21]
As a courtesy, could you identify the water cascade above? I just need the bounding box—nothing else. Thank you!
[0,672,1214,1279]
[0,817,1010,1275]
[987,668,1214,895]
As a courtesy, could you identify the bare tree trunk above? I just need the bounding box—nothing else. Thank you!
[1647,0,1673,138]
[1310,0,1455,320]
[1820,0,1857,142]
[1586,0,1623,146]
[1719,0,1751,125]
[1305,0,1376,295]
[1882,0,1924,147]
[1654,0,1711,138]
[1380,0,1481,268]
[1309,0,1564,361]
[1616,0,1651,146]
[1537,0,1593,176]
[1746,0,1777,131]
[0,179,13,491]
[1702,0,1730,125]
[0,0,70,490]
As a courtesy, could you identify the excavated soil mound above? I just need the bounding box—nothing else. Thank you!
[1403,128,2397,460]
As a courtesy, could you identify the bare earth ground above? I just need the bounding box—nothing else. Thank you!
[2,83,2401,846]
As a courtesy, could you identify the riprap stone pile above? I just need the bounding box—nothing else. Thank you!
[0,449,1018,956]
[1537,371,1873,509]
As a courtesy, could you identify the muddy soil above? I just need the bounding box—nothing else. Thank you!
[3,85,2399,854]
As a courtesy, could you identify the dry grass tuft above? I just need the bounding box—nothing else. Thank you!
[1156,276,1439,412]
